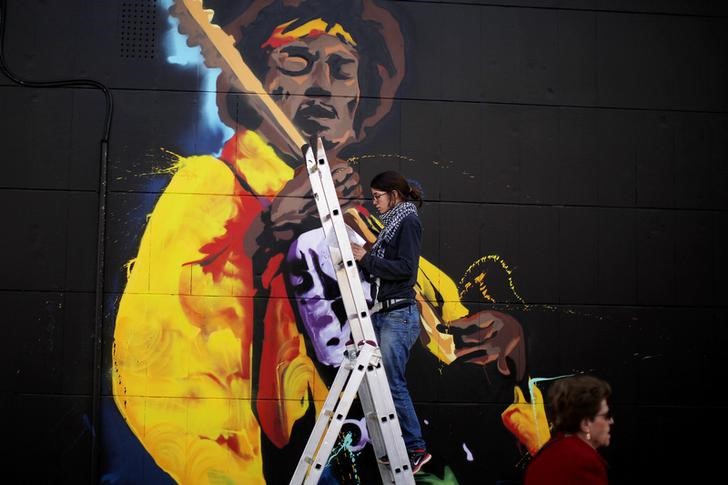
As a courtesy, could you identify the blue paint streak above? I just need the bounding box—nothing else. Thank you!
[159,0,234,156]
[529,373,575,402]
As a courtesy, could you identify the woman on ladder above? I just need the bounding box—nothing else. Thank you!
[351,170,431,474]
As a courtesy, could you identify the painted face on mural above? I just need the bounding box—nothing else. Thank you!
[286,229,374,366]
[587,399,614,448]
[264,34,361,152]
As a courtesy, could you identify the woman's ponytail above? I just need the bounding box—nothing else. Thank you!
[405,178,424,207]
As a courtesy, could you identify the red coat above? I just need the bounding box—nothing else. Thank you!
[524,433,608,485]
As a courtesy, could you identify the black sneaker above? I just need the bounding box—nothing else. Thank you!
[409,449,432,474]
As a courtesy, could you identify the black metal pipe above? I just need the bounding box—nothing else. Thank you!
[90,138,109,483]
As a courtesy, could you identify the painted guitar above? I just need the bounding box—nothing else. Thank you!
[170,0,305,157]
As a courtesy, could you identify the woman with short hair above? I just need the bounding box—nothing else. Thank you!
[524,375,615,485]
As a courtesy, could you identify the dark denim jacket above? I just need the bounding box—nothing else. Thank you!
[358,213,422,301]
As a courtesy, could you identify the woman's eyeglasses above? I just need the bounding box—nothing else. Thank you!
[372,192,388,201]
[595,410,613,420]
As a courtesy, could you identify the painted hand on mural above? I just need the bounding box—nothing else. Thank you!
[243,162,362,256]
[268,163,362,242]
[438,310,526,380]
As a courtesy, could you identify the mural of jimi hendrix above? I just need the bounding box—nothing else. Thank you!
[112,1,535,483]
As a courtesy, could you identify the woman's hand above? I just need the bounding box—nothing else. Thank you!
[351,243,367,261]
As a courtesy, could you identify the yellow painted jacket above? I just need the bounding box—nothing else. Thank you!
[112,130,469,483]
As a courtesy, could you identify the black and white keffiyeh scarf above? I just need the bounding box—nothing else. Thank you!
[370,201,418,258]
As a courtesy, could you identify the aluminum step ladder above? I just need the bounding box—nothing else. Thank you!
[289,139,415,485]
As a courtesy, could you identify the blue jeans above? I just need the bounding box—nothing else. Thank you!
[371,303,426,451]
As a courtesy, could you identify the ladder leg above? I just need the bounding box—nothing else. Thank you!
[359,358,415,484]
[289,343,357,484]
[301,345,375,485]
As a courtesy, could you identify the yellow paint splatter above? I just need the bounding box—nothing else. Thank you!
[458,254,525,305]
